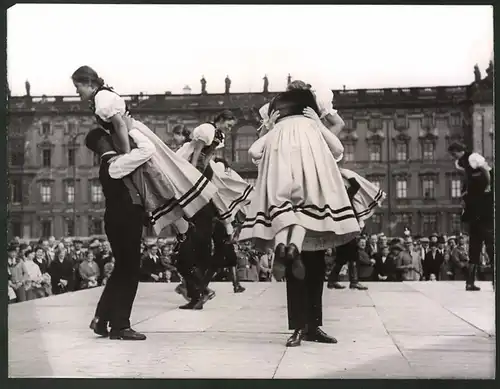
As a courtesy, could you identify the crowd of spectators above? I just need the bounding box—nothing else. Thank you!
[7,230,494,304]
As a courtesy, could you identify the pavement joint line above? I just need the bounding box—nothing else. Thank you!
[366,286,414,372]
[272,344,288,379]
[405,283,494,337]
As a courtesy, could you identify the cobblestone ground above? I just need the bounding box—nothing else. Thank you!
[8,281,495,379]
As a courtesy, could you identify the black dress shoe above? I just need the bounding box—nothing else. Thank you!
[304,327,338,344]
[286,329,306,347]
[233,284,246,293]
[327,282,345,290]
[179,299,204,310]
[286,243,305,280]
[204,288,216,300]
[349,282,368,290]
[89,317,109,337]
[109,328,147,341]
[272,243,287,281]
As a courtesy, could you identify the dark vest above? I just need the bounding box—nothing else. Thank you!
[268,89,320,124]
[99,154,142,214]
[457,152,492,196]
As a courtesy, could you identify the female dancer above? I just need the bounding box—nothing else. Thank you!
[71,66,217,239]
[239,81,360,282]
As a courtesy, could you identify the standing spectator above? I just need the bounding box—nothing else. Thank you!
[259,248,274,281]
[366,234,379,257]
[372,245,394,281]
[423,242,444,281]
[23,249,46,300]
[49,248,74,295]
[378,233,388,249]
[33,247,49,274]
[357,237,375,281]
[70,239,86,291]
[95,241,113,285]
[395,237,422,281]
[440,252,454,281]
[420,237,430,255]
[140,244,164,282]
[450,235,469,281]
[79,251,100,289]
[9,246,28,302]
[437,236,447,256]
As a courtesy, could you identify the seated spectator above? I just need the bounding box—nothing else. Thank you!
[236,245,259,282]
[23,249,48,300]
[140,244,165,282]
[33,247,49,275]
[95,241,113,285]
[49,248,74,295]
[102,257,115,286]
[79,251,100,289]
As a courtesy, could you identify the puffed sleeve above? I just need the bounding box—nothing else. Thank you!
[94,90,127,121]
[259,103,270,121]
[468,153,489,169]
[314,88,338,118]
[192,123,215,145]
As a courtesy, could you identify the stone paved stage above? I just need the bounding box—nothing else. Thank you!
[8,281,496,379]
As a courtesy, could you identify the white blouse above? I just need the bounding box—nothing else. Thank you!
[454,152,490,171]
[176,123,225,160]
[94,90,127,125]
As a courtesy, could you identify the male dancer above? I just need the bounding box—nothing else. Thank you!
[327,175,368,290]
[448,142,494,290]
[85,127,150,340]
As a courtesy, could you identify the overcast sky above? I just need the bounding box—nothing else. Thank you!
[7,4,493,96]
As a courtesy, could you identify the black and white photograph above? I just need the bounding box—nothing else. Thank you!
[6,3,495,379]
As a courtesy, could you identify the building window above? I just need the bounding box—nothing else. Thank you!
[368,143,381,162]
[395,213,412,236]
[11,221,22,238]
[10,138,25,166]
[369,117,382,130]
[40,182,52,203]
[67,122,75,134]
[449,113,461,127]
[41,220,52,238]
[66,219,75,237]
[234,126,258,163]
[10,179,23,204]
[421,141,435,161]
[343,143,355,162]
[368,213,382,234]
[91,181,103,203]
[42,122,51,135]
[66,182,75,203]
[90,219,104,235]
[422,177,435,198]
[68,148,76,167]
[395,143,408,161]
[450,213,462,234]
[396,179,407,199]
[421,213,438,236]
[42,149,52,167]
[394,115,407,129]
[422,115,432,129]
[93,153,100,167]
[450,179,462,198]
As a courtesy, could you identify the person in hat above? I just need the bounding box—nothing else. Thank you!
[448,141,494,290]
[423,242,444,281]
[395,237,423,281]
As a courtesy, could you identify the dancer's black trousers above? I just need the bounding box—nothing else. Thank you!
[328,238,358,283]
[466,192,494,274]
[95,205,143,330]
[285,251,326,330]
